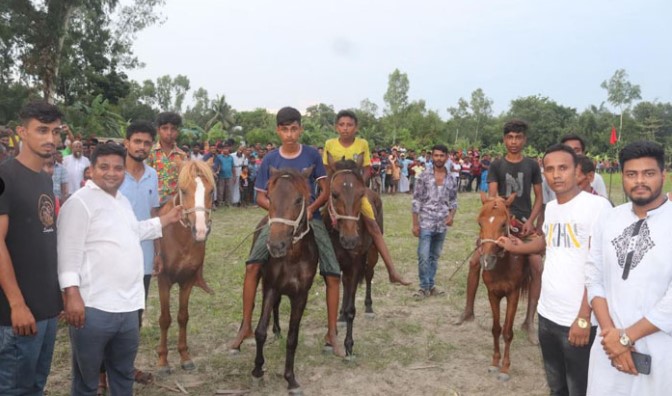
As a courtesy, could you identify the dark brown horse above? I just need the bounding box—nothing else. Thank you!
[476,193,531,381]
[156,160,215,374]
[324,155,379,359]
[251,167,318,394]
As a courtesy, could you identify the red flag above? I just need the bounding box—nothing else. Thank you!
[609,127,617,145]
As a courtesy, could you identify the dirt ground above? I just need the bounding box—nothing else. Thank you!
[45,193,551,396]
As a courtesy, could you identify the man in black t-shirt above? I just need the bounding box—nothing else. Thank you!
[456,119,543,345]
[0,102,63,394]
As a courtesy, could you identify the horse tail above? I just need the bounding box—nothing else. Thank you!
[519,255,533,299]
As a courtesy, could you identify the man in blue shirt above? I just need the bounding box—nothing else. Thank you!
[216,145,234,207]
[119,120,160,385]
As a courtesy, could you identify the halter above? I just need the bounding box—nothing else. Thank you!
[174,184,212,229]
[328,169,362,227]
[267,176,311,244]
[478,201,511,256]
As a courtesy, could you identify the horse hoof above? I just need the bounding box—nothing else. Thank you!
[288,387,303,395]
[364,312,376,319]
[344,354,356,363]
[487,366,499,373]
[497,373,511,382]
[251,376,264,388]
[322,344,334,354]
[156,366,172,378]
[181,361,196,371]
[228,348,241,356]
[274,332,283,340]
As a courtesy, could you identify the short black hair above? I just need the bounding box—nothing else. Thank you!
[276,107,301,126]
[560,133,586,153]
[91,143,126,166]
[19,101,63,125]
[576,155,595,174]
[543,143,578,166]
[503,119,528,135]
[335,109,358,125]
[126,120,156,140]
[156,112,182,128]
[431,144,449,154]
[619,141,665,171]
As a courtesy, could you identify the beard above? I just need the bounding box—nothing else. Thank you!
[128,152,147,162]
[628,185,663,206]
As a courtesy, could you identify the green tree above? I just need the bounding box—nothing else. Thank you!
[204,95,235,132]
[383,69,410,144]
[601,69,642,141]
[156,74,190,113]
[470,88,494,142]
[507,95,577,151]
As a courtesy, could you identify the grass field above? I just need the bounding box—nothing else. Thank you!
[44,172,666,395]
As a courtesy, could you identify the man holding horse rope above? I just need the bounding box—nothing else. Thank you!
[497,144,611,395]
[322,109,411,286]
[456,119,544,345]
[229,107,345,356]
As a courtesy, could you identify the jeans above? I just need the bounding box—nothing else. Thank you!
[538,314,596,396]
[70,308,139,396]
[417,229,447,290]
[0,317,58,396]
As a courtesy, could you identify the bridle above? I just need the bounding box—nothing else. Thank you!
[477,201,511,256]
[173,179,213,230]
[267,175,311,244]
[328,169,362,228]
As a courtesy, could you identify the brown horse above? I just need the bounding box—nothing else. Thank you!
[476,193,531,381]
[251,167,318,394]
[156,160,215,374]
[324,155,379,358]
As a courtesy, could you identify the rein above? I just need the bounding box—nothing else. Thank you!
[328,169,362,227]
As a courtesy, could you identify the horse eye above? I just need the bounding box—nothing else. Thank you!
[331,192,339,199]
[295,197,302,205]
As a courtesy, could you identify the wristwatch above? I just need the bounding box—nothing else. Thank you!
[576,317,589,329]
[619,331,634,347]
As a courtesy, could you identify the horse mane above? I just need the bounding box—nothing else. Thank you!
[178,160,216,190]
[268,168,311,198]
[333,158,364,184]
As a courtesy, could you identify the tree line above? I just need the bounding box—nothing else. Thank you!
[2,2,670,161]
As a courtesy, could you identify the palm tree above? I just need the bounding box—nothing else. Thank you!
[205,95,235,132]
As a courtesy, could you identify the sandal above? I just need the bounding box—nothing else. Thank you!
[97,384,106,396]
[134,369,154,385]
[413,289,429,299]
[430,287,446,296]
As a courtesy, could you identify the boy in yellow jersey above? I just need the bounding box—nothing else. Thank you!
[323,110,411,285]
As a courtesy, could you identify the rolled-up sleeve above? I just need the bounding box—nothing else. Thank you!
[57,197,90,289]
[585,211,606,304]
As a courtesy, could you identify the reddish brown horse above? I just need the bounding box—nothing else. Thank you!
[324,155,379,358]
[156,160,215,374]
[476,193,531,381]
[251,167,318,394]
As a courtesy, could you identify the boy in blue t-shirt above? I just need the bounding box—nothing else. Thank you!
[229,107,343,356]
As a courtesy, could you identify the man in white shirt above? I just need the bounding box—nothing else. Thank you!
[232,145,248,205]
[57,144,182,395]
[498,143,611,395]
[585,141,672,395]
[62,140,90,194]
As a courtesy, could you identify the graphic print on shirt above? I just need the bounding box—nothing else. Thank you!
[505,172,524,197]
[543,222,581,248]
[38,193,55,232]
[610,220,654,272]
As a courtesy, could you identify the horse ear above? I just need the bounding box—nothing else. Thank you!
[505,193,517,207]
[270,166,280,176]
[355,152,364,168]
[326,152,335,172]
[301,165,314,178]
[480,191,488,204]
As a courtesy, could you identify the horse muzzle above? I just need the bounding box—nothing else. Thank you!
[267,239,289,258]
[480,254,498,271]
[339,234,359,250]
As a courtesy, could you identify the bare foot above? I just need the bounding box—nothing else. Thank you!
[229,327,253,351]
[389,272,412,286]
[454,312,475,325]
[324,334,345,358]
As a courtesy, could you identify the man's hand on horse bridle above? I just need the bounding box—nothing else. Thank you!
[521,220,535,236]
[495,235,521,252]
[160,205,184,227]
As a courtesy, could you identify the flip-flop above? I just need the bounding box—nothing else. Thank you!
[134,369,154,385]
[430,287,446,296]
[97,384,106,396]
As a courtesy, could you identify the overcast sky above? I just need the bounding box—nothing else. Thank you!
[126,0,672,117]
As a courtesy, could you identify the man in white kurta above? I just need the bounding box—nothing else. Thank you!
[58,144,181,395]
[585,141,672,395]
[62,140,90,194]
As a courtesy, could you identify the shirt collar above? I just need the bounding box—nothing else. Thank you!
[152,142,184,156]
